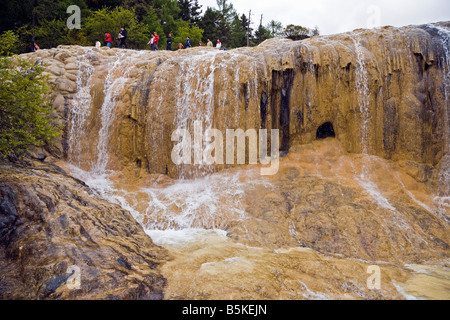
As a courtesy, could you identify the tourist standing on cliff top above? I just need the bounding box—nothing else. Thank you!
[148,34,154,49]
[167,34,173,50]
[104,32,112,48]
[33,42,40,52]
[118,27,128,49]
[207,39,213,47]
[152,32,159,51]
[216,40,222,49]
[185,37,192,48]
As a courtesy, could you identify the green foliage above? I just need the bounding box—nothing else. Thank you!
[154,0,181,36]
[199,7,220,44]
[284,24,319,40]
[83,7,151,49]
[216,0,235,23]
[14,26,34,54]
[266,20,284,38]
[178,0,202,25]
[34,19,72,48]
[230,14,246,48]
[0,57,61,158]
[143,8,167,49]
[0,31,20,56]
[254,24,270,45]
[1,0,321,52]
[173,20,203,48]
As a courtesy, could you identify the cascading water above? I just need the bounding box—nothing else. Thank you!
[54,24,450,299]
[93,50,147,175]
[430,24,450,216]
[172,50,219,178]
[352,34,396,211]
[352,35,371,155]
[68,47,95,167]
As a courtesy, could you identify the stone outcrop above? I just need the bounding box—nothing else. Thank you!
[7,21,449,300]
[0,160,168,300]
[21,22,450,190]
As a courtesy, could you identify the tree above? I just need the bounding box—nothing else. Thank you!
[254,15,270,45]
[0,31,20,56]
[173,20,203,48]
[216,0,235,23]
[178,0,202,25]
[83,7,151,49]
[230,14,246,48]
[34,19,71,49]
[0,55,61,158]
[284,24,310,41]
[266,20,283,38]
[143,7,166,48]
[122,0,154,22]
[216,14,232,47]
[154,0,181,36]
[199,7,220,44]
[310,25,320,36]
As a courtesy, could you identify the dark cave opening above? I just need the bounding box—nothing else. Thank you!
[316,122,336,140]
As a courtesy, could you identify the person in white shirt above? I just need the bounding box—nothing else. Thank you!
[95,39,101,48]
[216,39,222,50]
[147,35,154,49]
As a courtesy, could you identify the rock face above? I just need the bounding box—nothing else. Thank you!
[7,22,450,300]
[21,22,450,191]
[0,161,168,300]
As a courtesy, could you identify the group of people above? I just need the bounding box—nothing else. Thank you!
[177,38,223,50]
[100,28,224,51]
[103,27,128,49]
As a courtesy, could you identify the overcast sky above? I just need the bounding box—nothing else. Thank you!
[199,0,450,35]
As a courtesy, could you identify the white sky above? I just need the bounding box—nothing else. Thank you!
[199,0,450,35]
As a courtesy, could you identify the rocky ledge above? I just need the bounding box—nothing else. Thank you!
[0,160,168,300]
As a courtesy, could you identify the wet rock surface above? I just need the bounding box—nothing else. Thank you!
[0,160,168,300]
[20,22,450,189]
[7,22,450,300]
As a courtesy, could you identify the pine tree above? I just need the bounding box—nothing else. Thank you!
[216,0,236,23]
[266,20,283,38]
[199,7,220,43]
[230,14,246,48]
[254,14,269,45]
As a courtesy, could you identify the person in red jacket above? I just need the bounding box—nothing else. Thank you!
[104,32,112,48]
[152,32,159,51]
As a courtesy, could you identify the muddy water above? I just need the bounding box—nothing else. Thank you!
[60,139,449,300]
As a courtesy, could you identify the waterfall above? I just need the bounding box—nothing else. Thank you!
[68,47,95,167]
[93,50,146,175]
[435,25,450,198]
[353,35,371,155]
[172,50,219,178]
[352,34,396,211]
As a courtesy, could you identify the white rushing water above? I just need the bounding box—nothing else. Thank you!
[353,35,371,156]
[428,24,450,217]
[173,50,219,178]
[351,35,397,211]
[68,48,95,166]
[93,50,146,175]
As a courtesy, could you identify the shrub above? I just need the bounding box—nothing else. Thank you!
[0,57,61,158]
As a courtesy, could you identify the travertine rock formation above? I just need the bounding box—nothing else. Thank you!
[0,161,168,299]
[21,22,450,191]
[5,21,448,300]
